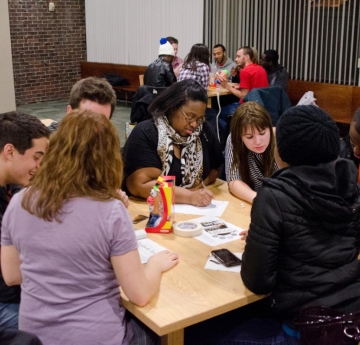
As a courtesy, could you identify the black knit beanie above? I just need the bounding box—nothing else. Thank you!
[276,105,340,166]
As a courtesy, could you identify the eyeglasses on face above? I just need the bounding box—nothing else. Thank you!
[179,107,206,125]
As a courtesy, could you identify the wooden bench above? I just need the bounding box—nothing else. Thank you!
[287,80,360,124]
[80,61,147,105]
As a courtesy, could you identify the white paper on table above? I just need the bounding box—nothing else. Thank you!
[191,216,243,246]
[174,200,228,217]
[205,253,243,272]
[137,238,168,264]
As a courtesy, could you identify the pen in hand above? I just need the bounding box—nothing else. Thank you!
[201,181,213,205]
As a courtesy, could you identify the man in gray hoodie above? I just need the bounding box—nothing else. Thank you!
[211,44,237,81]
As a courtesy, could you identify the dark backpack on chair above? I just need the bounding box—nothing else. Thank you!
[103,73,130,86]
[130,85,167,124]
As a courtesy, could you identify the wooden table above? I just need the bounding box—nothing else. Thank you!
[123,179,264,345]
[206,83,238,108]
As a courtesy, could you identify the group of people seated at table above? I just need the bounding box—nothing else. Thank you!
[143,37,290,149]
[1,52,360,344]
[144,37,289,92]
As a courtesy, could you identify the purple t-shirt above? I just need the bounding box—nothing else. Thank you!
[1,190,137,345]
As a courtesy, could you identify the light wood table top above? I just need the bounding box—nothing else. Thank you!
[206,83,238,108]
[123,179,264,345]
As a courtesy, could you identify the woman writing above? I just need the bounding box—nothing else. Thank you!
[123,79,224,207]
[177,43,210,89]
[1,110,178,345]
[225,101,278,203]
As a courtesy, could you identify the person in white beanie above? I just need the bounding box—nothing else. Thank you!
[144,38,177,87]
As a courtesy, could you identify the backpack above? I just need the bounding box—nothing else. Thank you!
[103,73,130,86]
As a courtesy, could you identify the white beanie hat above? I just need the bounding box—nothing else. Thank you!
[158,38,175,56]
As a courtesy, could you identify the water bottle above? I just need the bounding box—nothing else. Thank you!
[209,65,217,89]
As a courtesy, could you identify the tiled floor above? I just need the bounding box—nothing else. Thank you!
[17,100,131,146]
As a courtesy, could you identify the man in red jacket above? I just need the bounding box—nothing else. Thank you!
[211,46,268,147]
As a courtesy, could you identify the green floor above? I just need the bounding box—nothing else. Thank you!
[16,100,131,146]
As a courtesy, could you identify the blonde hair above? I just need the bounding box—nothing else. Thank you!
[230,102,275,189]
[251,47,259,64]
[22,109,123,221]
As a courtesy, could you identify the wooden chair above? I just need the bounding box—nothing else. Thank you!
[139,74,144,86]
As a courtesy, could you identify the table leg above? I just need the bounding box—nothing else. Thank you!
[160,329,184,345]
[207,98,212,108]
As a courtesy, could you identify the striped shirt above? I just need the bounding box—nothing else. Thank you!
[225,135,278,191]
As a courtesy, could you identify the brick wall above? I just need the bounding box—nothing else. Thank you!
[8,0,86,105]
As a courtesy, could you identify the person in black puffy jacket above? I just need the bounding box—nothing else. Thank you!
[144,38,176,87]
[242,105,360,335]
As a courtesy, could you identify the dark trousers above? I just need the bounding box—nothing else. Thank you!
[185,298,300,345]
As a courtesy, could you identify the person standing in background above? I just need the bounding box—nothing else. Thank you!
[166,36,183,77]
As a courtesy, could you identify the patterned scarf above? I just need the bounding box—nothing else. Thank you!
[248,151,278,191]
[156,116,203,188]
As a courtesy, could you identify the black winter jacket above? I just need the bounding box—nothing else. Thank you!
[241,159,360,319]
[144,57,176,88]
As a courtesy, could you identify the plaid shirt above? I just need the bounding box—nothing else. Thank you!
[177,61,210,89]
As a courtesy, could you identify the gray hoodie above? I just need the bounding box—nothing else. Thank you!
[211,58,237,81]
